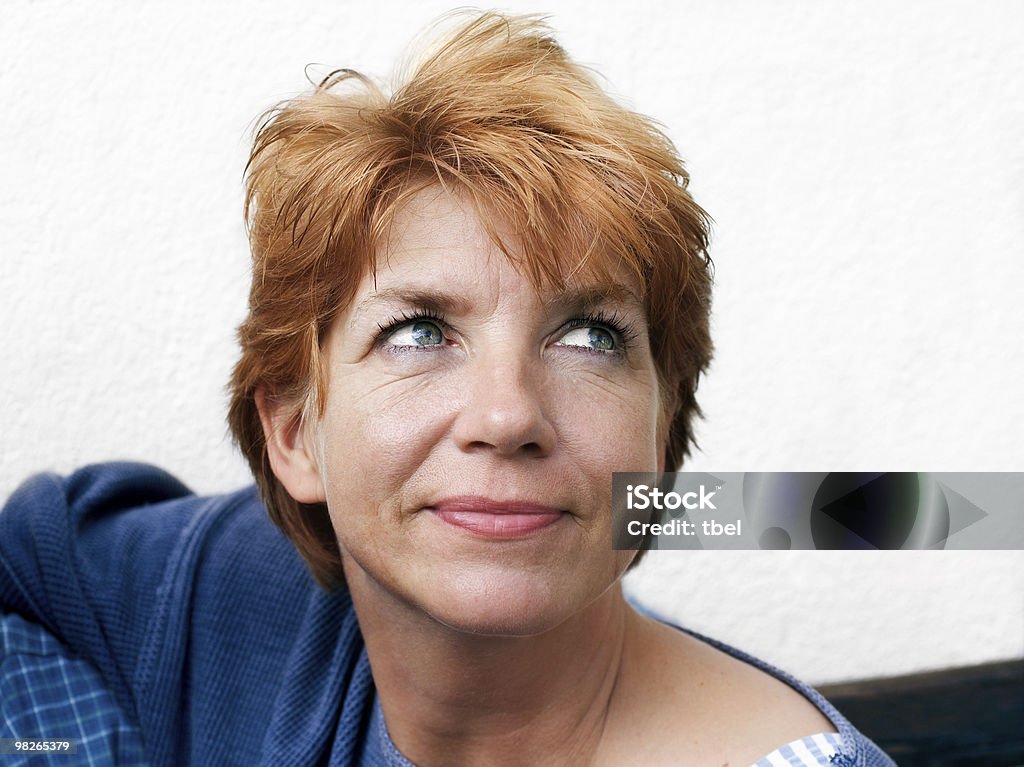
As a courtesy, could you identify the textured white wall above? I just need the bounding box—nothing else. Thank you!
[2,0,1021,685]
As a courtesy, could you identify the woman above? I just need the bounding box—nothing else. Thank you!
[0,12,893,767]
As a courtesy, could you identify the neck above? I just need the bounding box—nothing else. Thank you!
[348,568,634,767]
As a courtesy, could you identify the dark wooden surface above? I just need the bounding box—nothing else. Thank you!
[819,659,1024,766]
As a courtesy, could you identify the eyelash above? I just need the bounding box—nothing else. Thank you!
[559,310,637,354]
[374,308,638,353]
[376,309,448,337]
[375,309,451,351]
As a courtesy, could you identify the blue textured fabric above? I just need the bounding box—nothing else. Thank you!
[0,463,895,766]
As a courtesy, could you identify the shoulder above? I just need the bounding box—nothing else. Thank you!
[0,461,314,696]
[605,610,893,766]
[1,462,194,630]
[1,462,292,625]
[2,460,303,597]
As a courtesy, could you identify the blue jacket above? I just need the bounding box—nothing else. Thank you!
[0,463,895,766]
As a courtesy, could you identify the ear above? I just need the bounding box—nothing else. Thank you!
[255,387,326,503]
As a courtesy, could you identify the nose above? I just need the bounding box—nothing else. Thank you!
[452,355,556,458]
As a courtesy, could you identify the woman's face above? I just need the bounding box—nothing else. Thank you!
[314,186,663,635]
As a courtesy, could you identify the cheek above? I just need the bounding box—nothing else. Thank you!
[318,371,461,504]
[550,372,661,473]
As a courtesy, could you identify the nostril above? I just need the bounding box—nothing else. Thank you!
[503,441,544,459]
[460,438,545,457]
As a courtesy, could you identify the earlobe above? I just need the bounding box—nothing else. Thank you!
[254,388,327,504]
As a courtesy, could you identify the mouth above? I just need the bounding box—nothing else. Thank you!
[428,496,565,538]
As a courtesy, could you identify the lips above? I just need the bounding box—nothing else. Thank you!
[429,496,564,537]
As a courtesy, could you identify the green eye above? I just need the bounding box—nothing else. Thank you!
[410,321,443,346]
[586,327,614,351]
[556,325,616,352]
[386,320,445,347]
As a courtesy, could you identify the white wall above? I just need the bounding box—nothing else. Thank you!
[2,0,1021,685]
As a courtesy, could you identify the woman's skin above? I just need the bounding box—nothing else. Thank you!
[260,186,834,766]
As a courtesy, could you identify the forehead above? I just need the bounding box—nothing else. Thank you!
[371,183,645,309]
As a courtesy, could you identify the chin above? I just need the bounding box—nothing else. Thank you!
[418,554,632,637]
[421,565,589,637]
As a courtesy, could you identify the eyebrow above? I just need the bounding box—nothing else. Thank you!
[541,284,643,312]
[350,288,475,322]
[349,283,643,323]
